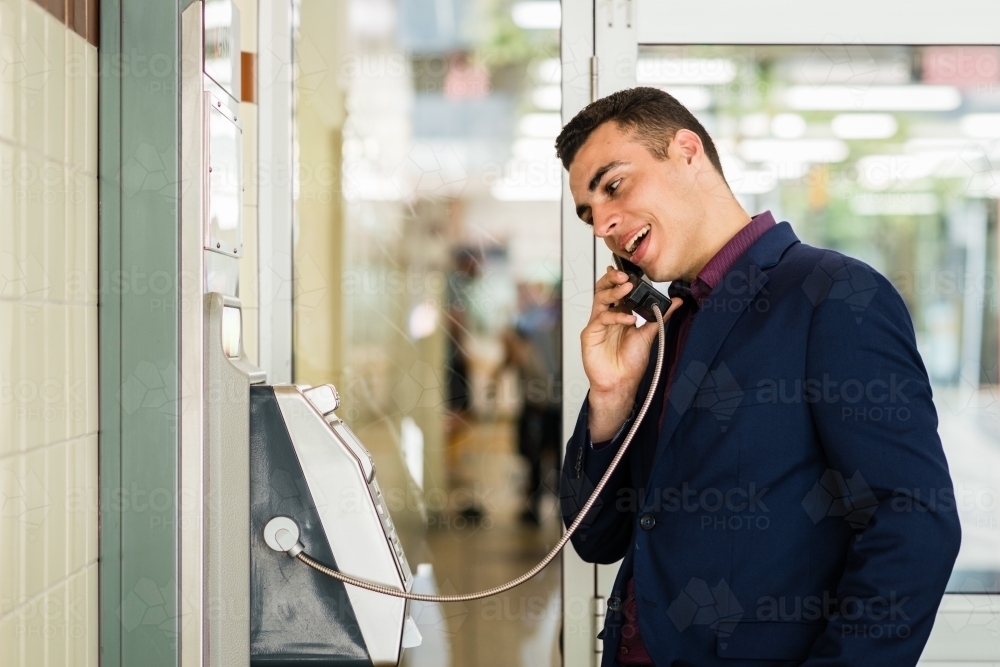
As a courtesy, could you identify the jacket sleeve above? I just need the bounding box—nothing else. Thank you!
[801,262,962,666]
[559,395,636,564]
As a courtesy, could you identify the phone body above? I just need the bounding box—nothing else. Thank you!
[613,255,673,322]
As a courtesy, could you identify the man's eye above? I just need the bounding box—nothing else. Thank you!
[607,178,622,195]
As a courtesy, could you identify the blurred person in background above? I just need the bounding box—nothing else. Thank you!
[502,281,562,525]
[445,248,485,520]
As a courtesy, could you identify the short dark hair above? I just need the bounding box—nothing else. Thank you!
[554,86,725,177]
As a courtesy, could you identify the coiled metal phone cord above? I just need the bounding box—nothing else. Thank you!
[291,303,666,603]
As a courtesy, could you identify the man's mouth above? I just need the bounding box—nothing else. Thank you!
[624,225,651,255]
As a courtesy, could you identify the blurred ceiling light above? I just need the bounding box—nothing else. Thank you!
[491,183,562,201]
[831,113,898,139]
[789,59,910,85]
[348,0,397,38]
[738,139,849,164]
[531,85,561,110]
[729,169,778,194]
[905,138,988,152]
[660,86,712,111]
[512,1,560,29]
[764,161,810,180]
[739,113,770,137]
[961,114,1000,138]
[513,138,557,160]
[850,193,939,216]
[535,58,561,84]
[636,57,736,85]
[784,85,962,111]
[408,301,439,340]
[519,112,562,138]
[770,113,807,139]
[855,153,951,190]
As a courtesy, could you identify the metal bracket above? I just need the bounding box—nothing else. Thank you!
[590,56,599,103]
[594,595,606,657]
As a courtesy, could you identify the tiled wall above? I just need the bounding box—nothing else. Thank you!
[234,0,258,363]
[0,0,99,664]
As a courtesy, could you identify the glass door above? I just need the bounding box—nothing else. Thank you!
[562,1,1000,664]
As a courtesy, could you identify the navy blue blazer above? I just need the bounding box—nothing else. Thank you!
[561,222,961,666]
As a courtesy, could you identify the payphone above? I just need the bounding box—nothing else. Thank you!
[249,383,423,665]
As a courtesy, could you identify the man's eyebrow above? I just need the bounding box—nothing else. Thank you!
[575,203,591,222]
[588,160,626,192]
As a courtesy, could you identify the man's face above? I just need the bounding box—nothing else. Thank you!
[568,121,712,282]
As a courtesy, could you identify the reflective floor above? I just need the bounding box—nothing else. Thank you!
[418,419,562,667]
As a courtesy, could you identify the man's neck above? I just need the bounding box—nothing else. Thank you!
[681,199,752,282]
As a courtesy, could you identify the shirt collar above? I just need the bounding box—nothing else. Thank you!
[685,210,777,305]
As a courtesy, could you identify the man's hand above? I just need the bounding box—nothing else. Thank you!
[583,267,683,441]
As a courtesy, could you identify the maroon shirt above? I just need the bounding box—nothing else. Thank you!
[596,211,776,665]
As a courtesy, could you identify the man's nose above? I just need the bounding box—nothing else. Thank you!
[592,205,621,239]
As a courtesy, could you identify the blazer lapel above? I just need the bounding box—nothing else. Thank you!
[640,222,799,504]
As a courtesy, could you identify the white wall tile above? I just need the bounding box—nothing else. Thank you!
[0,459,24,615]
[0,5,100,664]
[44,441,68,589]
[0,608,18,665]
[21,445,46,601]
[20,303,47,449]
[0,0,23,146]
[83,307,96,435]
[66,306,89,440]
[66,170,88,304]
[66,566,91,667]
[67,35,87,173]
[21,150,48,302]
[44,165,70,303]
[0,301,19,459]
[44,16,66,165]
[83,47,96,175]
[43,304,69,447]
[21,0,46,158]
[83,174,96,305]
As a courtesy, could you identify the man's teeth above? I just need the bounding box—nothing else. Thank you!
[626,226,650,254]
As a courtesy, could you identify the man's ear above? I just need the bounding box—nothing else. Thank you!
[672,129,704,166]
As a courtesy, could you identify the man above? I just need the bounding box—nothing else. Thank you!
[558,87,961,666]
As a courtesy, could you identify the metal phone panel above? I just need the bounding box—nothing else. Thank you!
[204,293,265,667]
[273,386,408,666]
[205,95,243,257]
[249,385,370,666]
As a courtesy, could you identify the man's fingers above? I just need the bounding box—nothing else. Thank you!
[595,266,630,292]
[587,310,638,332]
[594,281,632,307]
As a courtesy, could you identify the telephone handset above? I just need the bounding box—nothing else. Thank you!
[613,254,673,322]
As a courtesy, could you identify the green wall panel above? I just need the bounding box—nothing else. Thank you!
[100,1,181,666]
